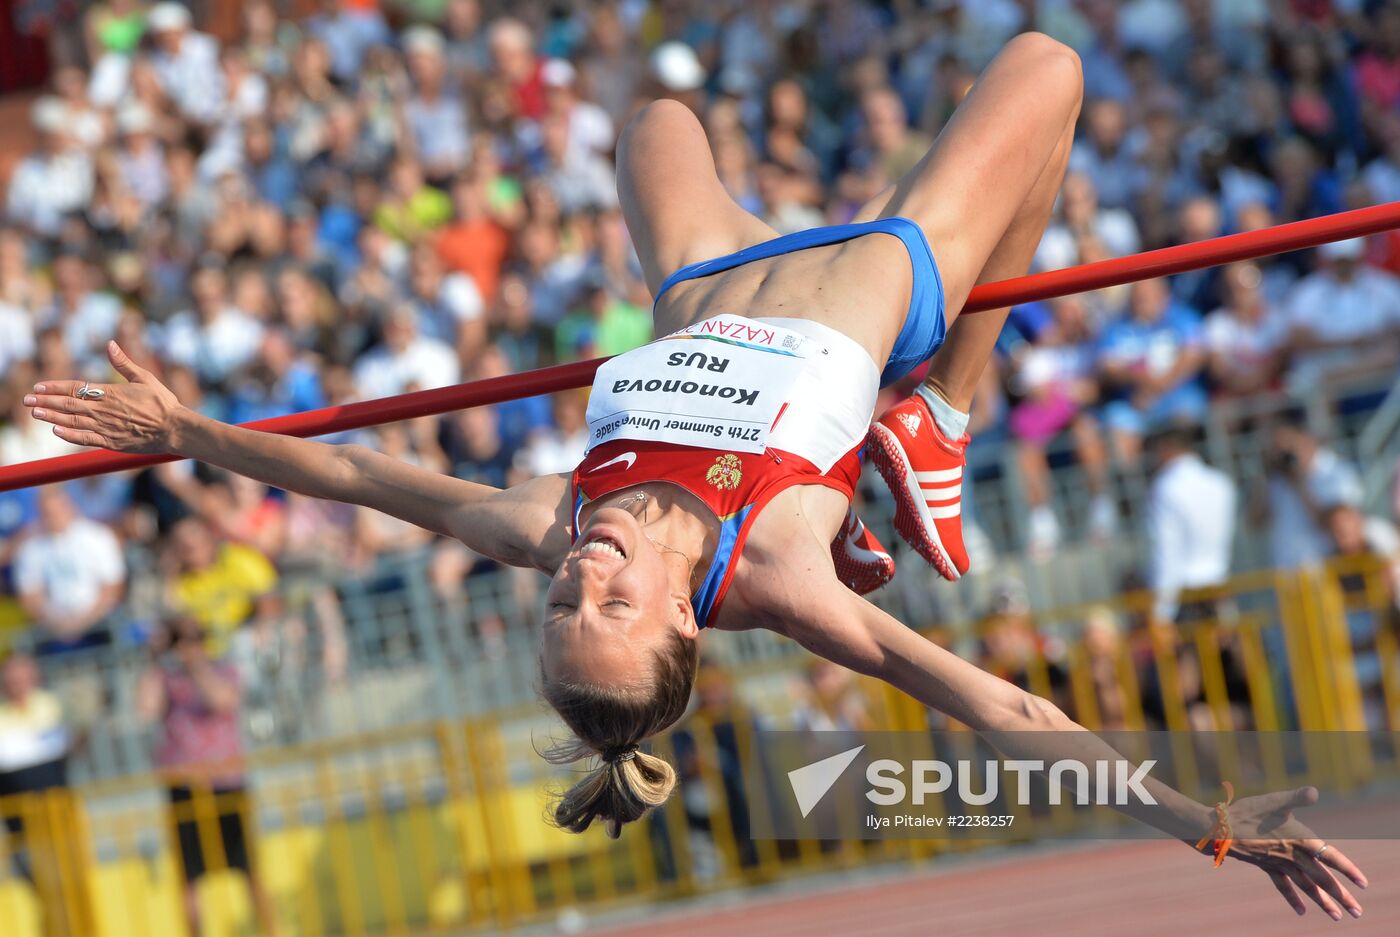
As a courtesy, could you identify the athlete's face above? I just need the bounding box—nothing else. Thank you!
[540,507,698,687]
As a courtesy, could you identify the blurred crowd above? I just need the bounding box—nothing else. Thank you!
[2,0,1400,763]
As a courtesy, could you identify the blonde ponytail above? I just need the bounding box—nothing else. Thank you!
[544,744,678,839]
[540,628,697,838]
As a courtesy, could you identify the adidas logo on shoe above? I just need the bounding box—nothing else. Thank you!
[896,411,921,436]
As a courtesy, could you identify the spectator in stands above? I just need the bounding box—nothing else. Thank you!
[436,172,511,303]
[353,304,460,398]
[146,2,224,125]
[1284,236,1400,393]
[42,250,123,374]
[159,261,265,388]
[165,516,279,660]
[1,367,78,466]
[976,581,1071,713]
[137,616,278,937]
[669,660,758,877]
[534,111,619,215]
[1006,294,1115,551]
[1361,112,1400,204]
[1096,277,1207,463]
[1322,501,1400,729]
[227,328,327,424]
[15,487,126,653]
[406,242,485,350]
[1204,262,1286,398]
[855,86,934,183]
[1324,502,1400,591]
[488,17,545,120]
[554,276,651,361]
[404,27,472,183]
[0,652,72,880]
[5,97,95,238]
[0,651,78,937]
[1145,426,1237,623]
[515,391,589,478]
[373,156,453,243]
[1261,412,1365,571]
[792,659,873,734]
[1080,607,1131,730]
[305,0,391,86]
[1034,171,1141,272]
[539,57,616,160]
[1069,98,1144,210]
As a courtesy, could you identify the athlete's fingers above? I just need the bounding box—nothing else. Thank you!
[1255,786,1318,815]
[30,408,95,431]
[30,380,85,397]
[51,425,109,449]
[1286,867,1344,922]
[1310,845,1366,890]
[108,341,150,383]
[1298,854,1363,918]
[1268,870,1307,916]
[25,393,95,416]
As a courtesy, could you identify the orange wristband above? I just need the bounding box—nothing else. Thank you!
[1195,781,1235,867]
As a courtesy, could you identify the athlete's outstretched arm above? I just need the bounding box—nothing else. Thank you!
[24,342,571,572]
[782,584,1369,920]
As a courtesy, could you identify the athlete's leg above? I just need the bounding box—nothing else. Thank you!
[862,34,1082,580]
[862,33,1082,321]
[616,99,778,297]
[921,124,1074,409]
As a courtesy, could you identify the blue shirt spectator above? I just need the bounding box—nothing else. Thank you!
[1097,278,1207,449]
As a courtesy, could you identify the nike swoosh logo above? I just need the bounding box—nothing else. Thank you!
[588,451,637,473]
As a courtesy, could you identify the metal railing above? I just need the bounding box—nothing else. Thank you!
[2,556,1397,937]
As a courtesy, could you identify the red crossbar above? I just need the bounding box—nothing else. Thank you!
[4,200,1400,492]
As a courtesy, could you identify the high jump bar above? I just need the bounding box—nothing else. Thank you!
[3,199,1400,492]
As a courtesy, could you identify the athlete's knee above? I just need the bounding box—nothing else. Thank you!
[621,99,700,149]
[1002,32,1082,104]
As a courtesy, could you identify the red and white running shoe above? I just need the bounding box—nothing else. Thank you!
[865,393,971,581]
[831,507,896,595]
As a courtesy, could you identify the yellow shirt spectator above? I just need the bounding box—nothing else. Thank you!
[170,542,278,658]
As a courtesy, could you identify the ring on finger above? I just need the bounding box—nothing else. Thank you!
[74,383,105,401]
[1312,843,1331,861]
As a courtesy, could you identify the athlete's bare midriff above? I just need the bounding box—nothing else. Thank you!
[651,235,916,369]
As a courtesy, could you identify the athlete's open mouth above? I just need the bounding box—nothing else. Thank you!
[579,532,627,560]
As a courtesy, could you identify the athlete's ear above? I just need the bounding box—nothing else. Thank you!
[671,592,700,638]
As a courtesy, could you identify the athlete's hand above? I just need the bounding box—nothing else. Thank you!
[1214,786,1367,920]
[24,341,186,455]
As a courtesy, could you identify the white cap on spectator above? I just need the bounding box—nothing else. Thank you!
[30,95,67,133]
[148,2,192,32]
[652,41,706,92]
[117,103,155,135]
[403,25,445,57]
[1319,236,1365,260]
[541,58,576,89]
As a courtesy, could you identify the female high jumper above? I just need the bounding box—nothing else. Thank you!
[25,34,1369,919]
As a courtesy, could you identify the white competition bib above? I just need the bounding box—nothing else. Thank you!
[586,315,812,454]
